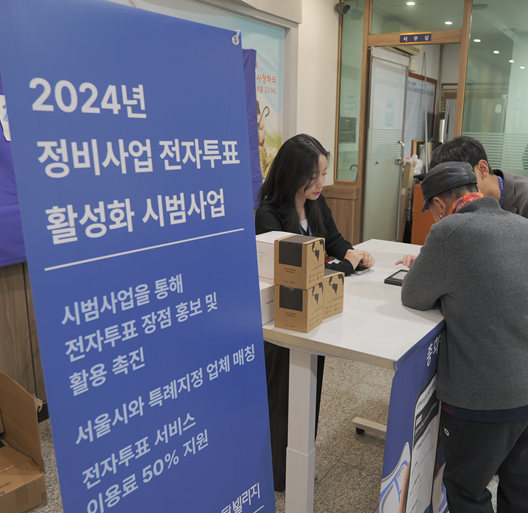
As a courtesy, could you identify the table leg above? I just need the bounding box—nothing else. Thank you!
[285,349,317,513]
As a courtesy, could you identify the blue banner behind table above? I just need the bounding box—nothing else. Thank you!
[242,49,262,209]
[0,1,274,512]
[379,321,449,513]
[0,69,26,267]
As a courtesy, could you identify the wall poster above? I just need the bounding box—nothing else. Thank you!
[119,0,284,180]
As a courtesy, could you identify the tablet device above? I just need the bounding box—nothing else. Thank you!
[384,269,408,286]
[355,264,370,275]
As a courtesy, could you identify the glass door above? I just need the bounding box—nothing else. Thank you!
[363,53,408,241]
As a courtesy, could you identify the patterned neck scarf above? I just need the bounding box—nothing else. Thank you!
[449,192,486,215]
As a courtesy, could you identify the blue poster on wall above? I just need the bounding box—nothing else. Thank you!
[379,321,448,513]
[0,1,274,512]
[0,70,26,267]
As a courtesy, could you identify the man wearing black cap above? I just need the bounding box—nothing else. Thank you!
[430,135,528,218]
[397,161,528,513]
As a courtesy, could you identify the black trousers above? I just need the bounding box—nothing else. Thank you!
[264,341,325,492]
[440,409,528,513]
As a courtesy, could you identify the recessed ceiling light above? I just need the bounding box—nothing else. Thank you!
[474,39,481,42]
[445,21,453,25]
[406,1,415,5]
[509,60,514,63]
[494,50,499,54]
[521,66,526,69]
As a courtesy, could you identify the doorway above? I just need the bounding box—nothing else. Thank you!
[362,43,461,241]
[328,0,473,245]
[363,47,409,241]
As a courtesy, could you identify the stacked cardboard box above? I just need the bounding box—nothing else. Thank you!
[256,232,345,330]
[256,231,293,325]
[0,372,47,513]
[256,230,292,281]
[259,278,275,325]
[322,268,345,319]
[273,235,326,333]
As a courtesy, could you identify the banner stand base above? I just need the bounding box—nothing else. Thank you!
[353,418,387,436]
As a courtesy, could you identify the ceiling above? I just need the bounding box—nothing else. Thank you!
[345,0,528,77]
[368,0,528,34]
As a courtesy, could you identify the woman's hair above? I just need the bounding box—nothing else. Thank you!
[258,134,329,236]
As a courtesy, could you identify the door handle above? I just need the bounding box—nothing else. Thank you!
[396,140,405,165]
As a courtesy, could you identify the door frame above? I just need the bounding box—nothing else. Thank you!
[327,0,473,243]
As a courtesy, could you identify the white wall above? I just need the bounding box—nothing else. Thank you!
[296,0,340,184]
[440,44,460,85]
[109,0,340,184]
[411,45,440,82]
[198,0,301,23]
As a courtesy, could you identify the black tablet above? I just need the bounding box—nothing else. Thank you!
[354,264,370,275]
[384,269,408,286]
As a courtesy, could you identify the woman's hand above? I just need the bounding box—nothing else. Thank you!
[345,249,375,269]
[395,255,417,268]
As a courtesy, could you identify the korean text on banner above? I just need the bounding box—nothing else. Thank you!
[0,0,274,512]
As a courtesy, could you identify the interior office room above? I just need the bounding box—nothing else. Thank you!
[1,0,528,512]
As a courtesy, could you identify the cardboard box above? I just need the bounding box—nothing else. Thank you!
[274,282,324,333]
[259,278,275,325]
[0,372,46,513]
[323,268,345,319]
[274,235,325,289]
[256,231,293,280]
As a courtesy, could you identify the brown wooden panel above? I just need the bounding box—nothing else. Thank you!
[325,197,361,246]
[411,184,435,245]
[323,184,361,201]
[454,0,473,137]
[24,264,46,401]
[0,263,36,394]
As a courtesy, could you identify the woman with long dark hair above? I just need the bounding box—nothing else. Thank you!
[255,134,374,491]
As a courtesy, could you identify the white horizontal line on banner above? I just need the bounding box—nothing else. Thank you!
[44,228,245,271]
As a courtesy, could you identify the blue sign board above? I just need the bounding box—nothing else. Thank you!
[0,70,26,267]
[400,33,433,44]
[0,1,274,512]
[379,322,448,513]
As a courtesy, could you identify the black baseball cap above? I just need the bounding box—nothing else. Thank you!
[421,161,478,213]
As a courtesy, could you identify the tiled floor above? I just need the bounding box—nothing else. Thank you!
[34,357,498,512]
[274,358,392,513]
[35,419,62,512]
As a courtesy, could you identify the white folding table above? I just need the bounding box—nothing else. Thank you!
[262,239,444,513]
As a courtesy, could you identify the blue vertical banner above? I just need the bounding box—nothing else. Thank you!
[0,1,274,512]
[379,321,449,513]
[0,70,26,267]
[241,49,262,209]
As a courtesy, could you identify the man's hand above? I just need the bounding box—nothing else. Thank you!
[395,254,417,268]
